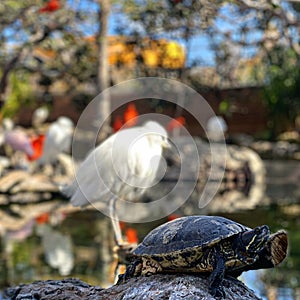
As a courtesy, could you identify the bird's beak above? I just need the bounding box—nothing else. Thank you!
[161,137,171,149]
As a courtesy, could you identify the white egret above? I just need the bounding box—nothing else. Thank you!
[62,121,170,245]
[37,117,74,165]
[32,106,49,128]
[37,224,74,276]
[206,116,228,142]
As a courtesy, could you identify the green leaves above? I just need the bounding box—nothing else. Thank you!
[2,71,33,117]
[263,47,300,136]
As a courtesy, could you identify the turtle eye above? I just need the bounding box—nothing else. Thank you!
[254,227,261,234]
[241,231,255,247]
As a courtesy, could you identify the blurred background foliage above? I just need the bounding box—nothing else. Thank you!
[0,0,299,136]
[1,72,33,117]
[263,47,300,136]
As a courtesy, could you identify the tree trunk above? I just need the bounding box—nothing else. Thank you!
[96,0,111,141]
[3,274,261,300]
[0,54,22,107]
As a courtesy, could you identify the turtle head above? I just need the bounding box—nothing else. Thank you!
[240,225,270,263]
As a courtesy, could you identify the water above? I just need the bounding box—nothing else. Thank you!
[0,205,299,298]
[242,270,296,300]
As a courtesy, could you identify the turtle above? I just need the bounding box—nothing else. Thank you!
[118,215,288,298]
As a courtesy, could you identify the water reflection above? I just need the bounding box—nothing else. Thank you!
[0,210,115,288]
[36,224,74,276]
[242,270,300,300]
[0,204,299,299]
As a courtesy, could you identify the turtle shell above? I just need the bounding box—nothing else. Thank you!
[134,215,251,256]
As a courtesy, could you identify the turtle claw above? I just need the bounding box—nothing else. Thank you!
[209,286,225,299]
[116,274,125,285]
[117,257,143,285]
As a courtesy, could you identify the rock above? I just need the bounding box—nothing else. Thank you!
[0,169,69,206]
[0,194,8,205]
[0,156,10,175]
[0,171,59,195]
[108,274,260,300]
[57,153,76,178]
[10,174,58,194]
[197,144,267,213]
[0,170,27,193]
[3,274,261,300]
[3,278,103,300]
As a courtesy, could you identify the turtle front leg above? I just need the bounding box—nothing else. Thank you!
[117,257,162,284]
[117,257,143,284]
[209,254,226,298]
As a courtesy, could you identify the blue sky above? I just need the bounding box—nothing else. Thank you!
[188,36,215,66]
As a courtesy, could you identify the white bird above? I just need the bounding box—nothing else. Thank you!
[32,106,49,128]
[206,116,228,142]
[37,117,74,165]
[37,224,74,276]
[62,121,170,245]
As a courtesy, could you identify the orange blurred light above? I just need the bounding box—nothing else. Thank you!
[168,213,181,221]
[27,134,45,161]
[166,116,185,132]
[113,115,124,132]
[124,103,139,128]
[39,0,60,13]
[119,221,126,231]
[36,212,50,224]
[125,227,138,244]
